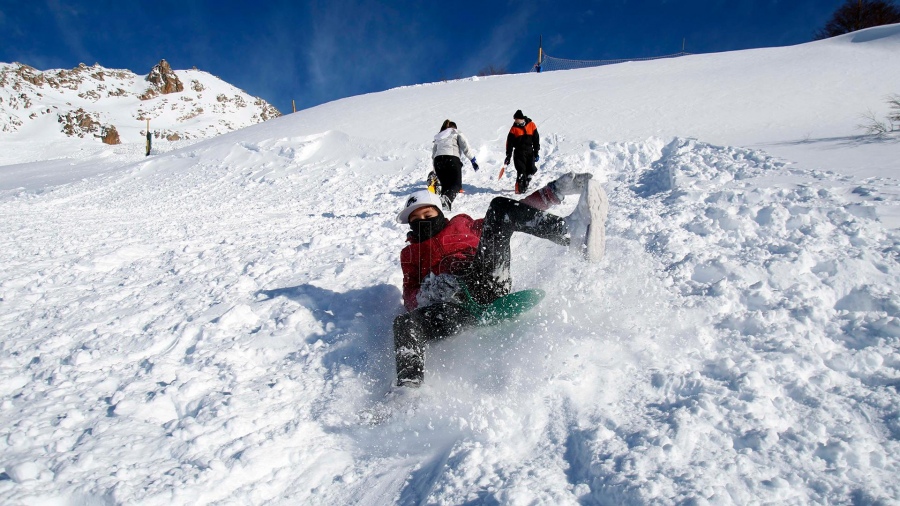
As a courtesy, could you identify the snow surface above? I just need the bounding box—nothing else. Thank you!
[1,26,900,505]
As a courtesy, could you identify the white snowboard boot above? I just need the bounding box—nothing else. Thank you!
[564,179,608,262]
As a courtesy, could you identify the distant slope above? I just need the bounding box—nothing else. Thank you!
[258,23,899,177]
[0,59,280,161]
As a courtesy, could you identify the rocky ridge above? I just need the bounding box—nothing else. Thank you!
[0,59,282,146]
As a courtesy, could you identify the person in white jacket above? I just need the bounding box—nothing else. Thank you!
[431,119,479,211]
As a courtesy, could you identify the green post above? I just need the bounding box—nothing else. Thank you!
[145,119,151,157]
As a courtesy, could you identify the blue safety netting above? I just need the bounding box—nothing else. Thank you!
[532,52,691,72]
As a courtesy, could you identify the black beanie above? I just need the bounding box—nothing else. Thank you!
[514,109,525,119]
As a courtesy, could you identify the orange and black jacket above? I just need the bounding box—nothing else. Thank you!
[505,118,540,159]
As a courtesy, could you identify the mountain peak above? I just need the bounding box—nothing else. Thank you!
[142,59,184,99]
[0,60,282,151]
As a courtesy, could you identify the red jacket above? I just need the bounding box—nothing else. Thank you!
[400,214,483,311]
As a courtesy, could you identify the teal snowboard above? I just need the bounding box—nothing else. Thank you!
[460,284,545,325]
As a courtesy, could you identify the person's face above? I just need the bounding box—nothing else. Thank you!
[514,118,525,126]
[408,206,439,224]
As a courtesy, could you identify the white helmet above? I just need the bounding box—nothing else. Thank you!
[397,190,442,223]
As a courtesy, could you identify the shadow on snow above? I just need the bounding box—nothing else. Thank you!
[258,283,402,382]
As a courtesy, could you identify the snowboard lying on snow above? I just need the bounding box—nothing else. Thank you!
[460,284,545,325]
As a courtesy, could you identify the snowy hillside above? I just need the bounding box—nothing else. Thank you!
[0,59,280,166]
[1,25,900,505]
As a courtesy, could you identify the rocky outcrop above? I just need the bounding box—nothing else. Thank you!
[1,63,132,96]
[58,108,101,137]
[141,59,183,100]
[100,125,120,145]
[254,99,281,121]
[9,64,45,87]
[57,107,119,144]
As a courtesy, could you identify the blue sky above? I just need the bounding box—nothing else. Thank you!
[1,0,848,113]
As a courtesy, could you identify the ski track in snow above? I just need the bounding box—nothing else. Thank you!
[0,125,898,505]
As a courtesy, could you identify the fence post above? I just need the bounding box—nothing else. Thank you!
[145,119,151,157]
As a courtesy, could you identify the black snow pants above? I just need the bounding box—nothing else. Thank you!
[393,197,569,385]
[433,155,463,208]
[512,150,537,194]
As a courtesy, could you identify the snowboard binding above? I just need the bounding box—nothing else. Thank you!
[427,171,441,195]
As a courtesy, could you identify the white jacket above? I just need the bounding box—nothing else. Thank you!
[432,128,474,161]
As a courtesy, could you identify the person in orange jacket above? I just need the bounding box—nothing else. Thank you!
[504,109,540,194]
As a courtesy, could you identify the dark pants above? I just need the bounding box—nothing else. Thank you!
[433,155,463,206]
[513,150,536,193]
[393,197,569,385]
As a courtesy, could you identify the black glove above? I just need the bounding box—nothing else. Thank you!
[471,158,479,171]
[534,155,540,163]
[504,156,511,165]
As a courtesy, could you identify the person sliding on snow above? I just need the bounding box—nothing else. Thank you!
[431,119,479,211]
[505,110,540,194]
[393,173,608,387]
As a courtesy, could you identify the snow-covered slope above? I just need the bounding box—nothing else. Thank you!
[0,59,280,166]
[1,26,899,505]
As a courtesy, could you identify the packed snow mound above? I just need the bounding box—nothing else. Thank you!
[1,24,900,506]
[847,22,900,43]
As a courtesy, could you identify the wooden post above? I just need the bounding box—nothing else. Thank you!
[538,35,543,64]
[292,100,296,113]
